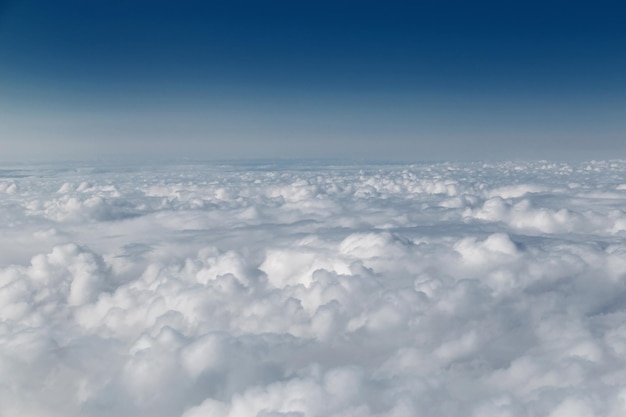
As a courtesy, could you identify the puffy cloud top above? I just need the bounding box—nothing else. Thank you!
[1,160,626,416]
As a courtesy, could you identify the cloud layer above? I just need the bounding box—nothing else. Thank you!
[2,160,626,416]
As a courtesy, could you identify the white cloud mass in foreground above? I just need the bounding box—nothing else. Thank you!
[2,160,626,417]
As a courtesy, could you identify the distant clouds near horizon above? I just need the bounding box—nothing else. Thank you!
[0,0,625,162]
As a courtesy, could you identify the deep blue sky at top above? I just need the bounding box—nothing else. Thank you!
[0,0,625,161]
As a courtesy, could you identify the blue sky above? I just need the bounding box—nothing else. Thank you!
[1,0,625,161]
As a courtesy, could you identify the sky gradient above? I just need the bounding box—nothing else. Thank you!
[1,0,625,162]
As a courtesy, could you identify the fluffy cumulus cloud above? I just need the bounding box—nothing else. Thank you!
[1,160,626,416]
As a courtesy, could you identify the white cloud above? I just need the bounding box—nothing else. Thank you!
[1,160,626,416]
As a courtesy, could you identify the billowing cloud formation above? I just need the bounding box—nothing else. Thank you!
[2,160,626,416]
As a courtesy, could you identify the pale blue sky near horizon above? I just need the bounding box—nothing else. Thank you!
[1,0,625,162]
